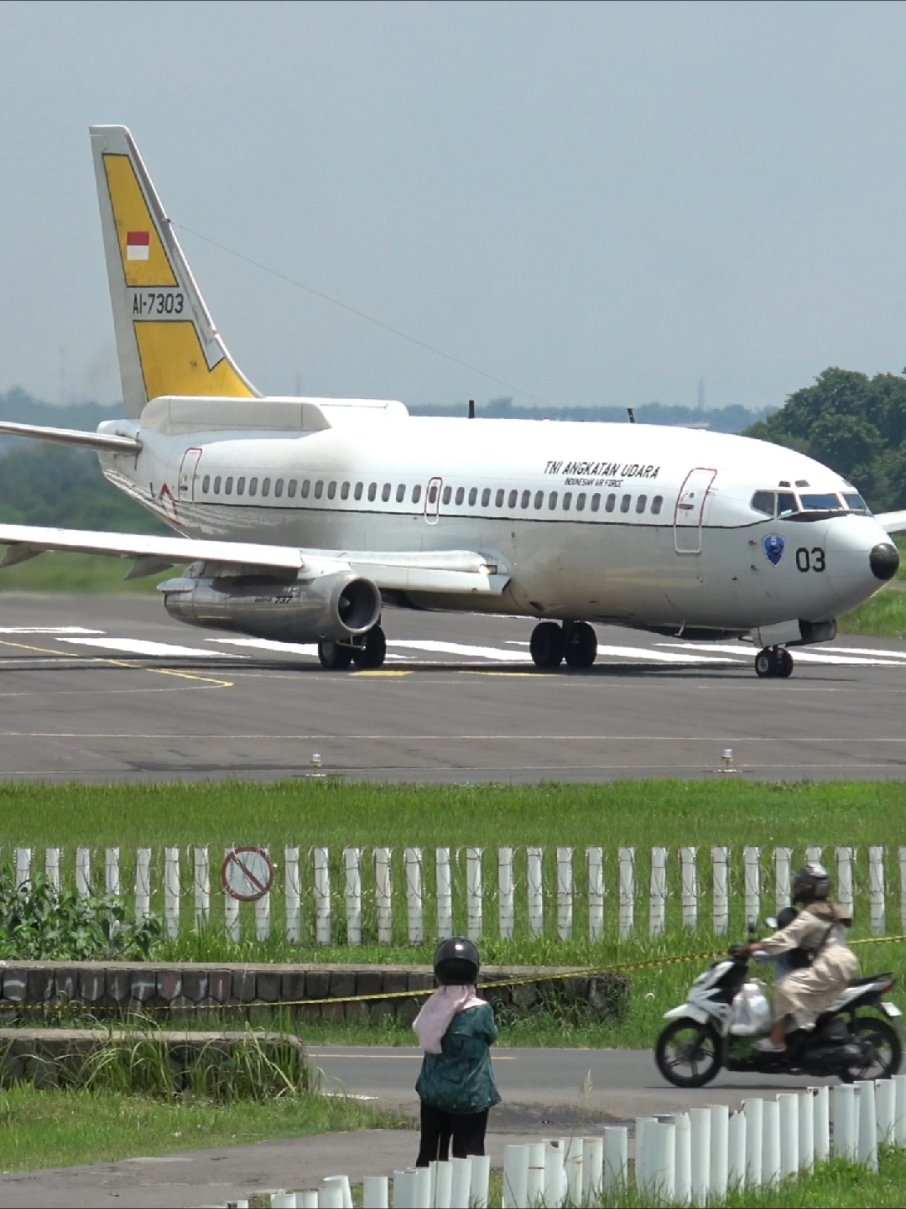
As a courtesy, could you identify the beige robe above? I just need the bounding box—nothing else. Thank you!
[758,904,859,1029]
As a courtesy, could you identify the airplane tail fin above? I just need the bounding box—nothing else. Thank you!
[90,125,258,417]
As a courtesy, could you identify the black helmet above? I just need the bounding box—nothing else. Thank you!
[792,862,831,904]
[433,937,480,985]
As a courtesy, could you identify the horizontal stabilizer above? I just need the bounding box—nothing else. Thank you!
[0,420,141,455]
[876,510,906,534]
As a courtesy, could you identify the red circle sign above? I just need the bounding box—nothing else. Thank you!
[221,847,275,902]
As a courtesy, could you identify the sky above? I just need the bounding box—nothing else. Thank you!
[1,0,905,414]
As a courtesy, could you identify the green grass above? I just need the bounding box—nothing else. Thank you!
[839,586,906,638]
[0,1084,404,1174]
[0,553,170,593]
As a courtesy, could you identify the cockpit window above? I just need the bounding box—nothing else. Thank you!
[751,491,775,516]
[777,492,799,517]
[800,493,844,512]
[843,492,870,514]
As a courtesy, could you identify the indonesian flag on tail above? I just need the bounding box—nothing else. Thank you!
[126,231,150,261]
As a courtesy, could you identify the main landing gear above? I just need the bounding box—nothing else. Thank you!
[529,620,597,670]
[318,624,387,670]
[754,646,794,679]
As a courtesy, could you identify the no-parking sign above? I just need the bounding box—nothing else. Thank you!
[221,847,274,901]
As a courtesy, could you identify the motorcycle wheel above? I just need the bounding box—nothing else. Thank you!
[655,1018,722,1088]
[847,1016,903,1081]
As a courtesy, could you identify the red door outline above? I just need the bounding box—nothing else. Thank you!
[674,467,717,554]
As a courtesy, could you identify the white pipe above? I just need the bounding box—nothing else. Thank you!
[618,847,635,938]
[526,1141,545,1206]
[431,1159,451,1209]
[319,1185,343,1209]
[798,1090,814,1172]
[744,1097,763,1188]
[411,1166,430,1209]
[557,847,573,941]
[45,847,61,893]
[498,847,515,939]
[502,1145,528,1209]
[778,1093,799,1179]
[690,1107,711,1207]
[743,846,760,929]
[76,847,91,897]
[774,847,791,910]
[299,1194,318,1209]
[527,846,544,937]
[603,1126,628,1192]
[893,1073,906,1147]
[391,1171,410,1209]
[323,1175,352,1209]
[404,848,424,945]
[314,846,331,945]
[856,1080,879,1171]
[450,1158,474,1209]
[362,1175,389,1209]
[564,1136,583,1205]
[869,847,886,936]
[105,846,121,898]
[285,845,301,943]
[650,846,667,937]
[254,846,271,942]
[466,847,483,940]
[375,847,393,944]
[727,1110,746,1191]
[344,847,362,945]
[813,1085,830,1162]
[635,1117,656,1183]
[14,847,31,892]
[712,846,729,935]
[164,846,180,939]
[674,1112,692,1206]
[135,847,152,921]
[194,845,210,931]
[710,1103,729,1199]
[581,1135,604,1202]
[271,1194,295,1208]
[470,1154,490,1209]
[543,1140,565,1209]
[833,1084,858,1160]
[836,846,855,918]
[224,847,240,942]
[680,847,697,929]
[587,847,604,939]
[436,848,453,940]
[805,844,823,868]
[638,1121,675,1203]
[877,1078,895,1147]
[762,1099,781,1186]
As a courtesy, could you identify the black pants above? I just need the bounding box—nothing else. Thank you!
[415,1101,490,1166]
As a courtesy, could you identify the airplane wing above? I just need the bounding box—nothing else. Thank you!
[0,420,140,455]
[875,511,906,535]
[0,523,509,595]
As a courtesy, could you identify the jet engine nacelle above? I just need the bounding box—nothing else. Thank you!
[160,568,382,643]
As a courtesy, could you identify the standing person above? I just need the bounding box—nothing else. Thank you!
[413,937,500,1167]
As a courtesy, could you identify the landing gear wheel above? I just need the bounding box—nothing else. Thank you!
[530,622,566,669]
[655,1018,722,1088]
[564,621,597,669]
[754,647,792,678]
[352,625,387,670]
[318,640,354,670]
[848,1016,902,1081]
[778,648,794,678]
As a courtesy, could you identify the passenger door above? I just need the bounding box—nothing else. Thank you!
[674,467,716,554]
[178,448,203,503]
[425,476,442,525]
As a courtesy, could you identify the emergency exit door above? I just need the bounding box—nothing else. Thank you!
[674,467,716,554]
[178,448,203,503]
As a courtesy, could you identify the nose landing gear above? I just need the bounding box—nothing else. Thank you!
[754,646,794,679]
[529,621,598,669]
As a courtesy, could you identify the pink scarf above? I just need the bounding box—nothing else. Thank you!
[413,984,485,1054]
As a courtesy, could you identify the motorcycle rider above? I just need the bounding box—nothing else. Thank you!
[742,863,858,1053]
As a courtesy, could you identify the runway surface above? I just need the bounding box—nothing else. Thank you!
[2,592,906,781]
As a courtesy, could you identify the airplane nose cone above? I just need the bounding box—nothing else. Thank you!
[870,542,900,582]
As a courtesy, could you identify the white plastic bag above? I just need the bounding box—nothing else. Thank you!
[730,980,771,1036]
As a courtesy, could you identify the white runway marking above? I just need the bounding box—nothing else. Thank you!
[58,637,233,659]
[206,637,413,662]
[656,641,905,667]
[595,644,741,664]
[0,626,104,634]
[387,639,528,662]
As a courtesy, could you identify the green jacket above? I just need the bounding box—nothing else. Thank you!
[415,1002,501,1114]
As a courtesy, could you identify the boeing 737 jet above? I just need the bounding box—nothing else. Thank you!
[0,126,903,676]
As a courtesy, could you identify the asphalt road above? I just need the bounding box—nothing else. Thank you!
[3,593,906,782]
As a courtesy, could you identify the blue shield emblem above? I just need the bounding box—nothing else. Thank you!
[763,534,785,566]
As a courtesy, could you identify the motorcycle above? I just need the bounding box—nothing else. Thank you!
[655,934,902,1088]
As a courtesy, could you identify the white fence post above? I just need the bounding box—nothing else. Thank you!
[404,847,424,944]
[869,847,886,935]
[673,1112,692,1204]
[900,848,906,934]
[603,1126,628,1192]
[466,847,483,940]
[313,847,331,945]
[680,847,697,928]
[105,847,121,899]
[75,847,91,897]
[798,1089,814,1172]
[638,1120,675,1202]
[436,847,453,940]
[343,847,362,945]
[690,1106,711,1206]
[14,847,31,891]
[762,1099,781,1185]
[778,1093,799,1179]
[744,1097,763,1188]
[712,846,729,935]
[710,1103,729,1200]
[375,847,393,944]
[471,1153,489,1209]
[498,847,515,939]
[193,845,210,931]
[876,1078,895,1147]
[618,847,634,939]
[527,1144,545,1208]
[836,846,855,918]
[833,1084,858,1160]
[543,1139,565,1209]
[728,1109,746,1190]
[587,847,604,939]
[164,846,180,939]
[564,1137,583,1206]
[45,847,61,892]
[893,1074,906,1147]
[527,846,544,938]
[774,847,791,910]
[743,846,760,928]
[284,845,301,943]
[362,1175,389,1208]
[557,847,573,941]
[255,846,271,942]
[502,1145,529,1209]
[582,1134,604,1202]
[135,848,152,921]
[224,847,240,942]
[856,1080,879,1171]
[813,1085,830,1162]
[650,847,667,937]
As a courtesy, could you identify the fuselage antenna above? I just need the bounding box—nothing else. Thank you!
[627,407,636,424]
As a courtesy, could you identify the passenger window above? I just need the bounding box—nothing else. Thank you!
[548,491,558,509]
[412,484,422,504]
[508,489,518,508]
[275,479,284,498]
[468,488,477,506]
[521,490,531,509]
[380,483,390,502]
[214,476,221,494]
[651,495,663,515]
[576,493,586,512]
[261,478,270,497]
[326,482,336,500]
[354,482,363,500]
[428,483,438,504]
[481,488,491,507]
[751,491,775,516]
[202,475,210,493]
[777,492,798,517]
[443,486,452,505]
[249,478,258,496]
[225,477,233,495]
[620,494,631,513]
[591,493,601,512]
[288,480,297,498]
[237,477,246,495]
[396,483,405,503]
[496,489,505,507]
[563,492,572,511]
[368,483,377,502]
[314,481,324,499]
[301,480,310,499]
[636,495,647,513]
[455,487,465,505]
[534,490,544,509]
[341,482,350,500]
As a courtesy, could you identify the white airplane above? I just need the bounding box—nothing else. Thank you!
[0,125,903,677]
